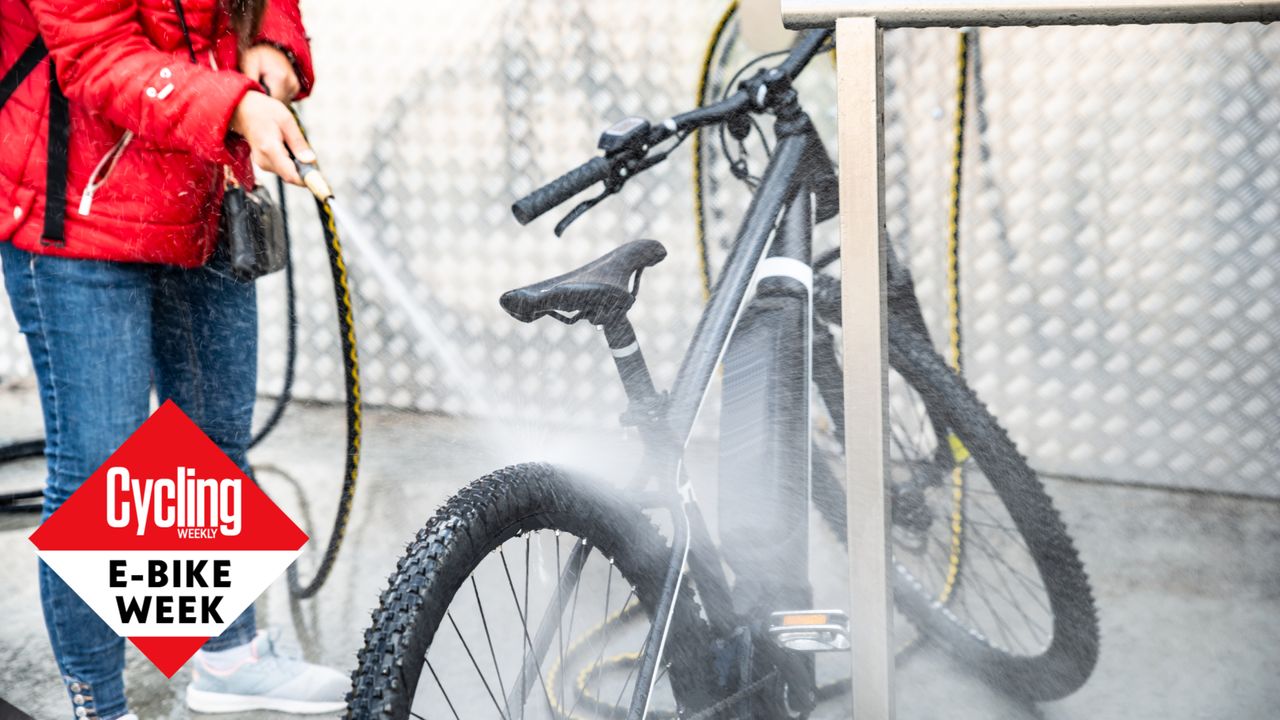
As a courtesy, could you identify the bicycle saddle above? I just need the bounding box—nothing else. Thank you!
[500,239,667,325]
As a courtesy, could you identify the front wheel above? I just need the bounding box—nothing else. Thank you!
[347,463,715,719]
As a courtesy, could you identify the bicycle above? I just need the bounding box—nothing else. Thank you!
[347,28,1099,719]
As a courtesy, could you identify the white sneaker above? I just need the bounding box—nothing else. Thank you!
[185,630,347,714]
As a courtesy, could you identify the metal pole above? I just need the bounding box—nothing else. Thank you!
[836,15,893,720]
[783,0,1280,28]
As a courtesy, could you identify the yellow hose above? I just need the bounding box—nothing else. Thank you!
[938,28,973,606]
[692,1,740,301]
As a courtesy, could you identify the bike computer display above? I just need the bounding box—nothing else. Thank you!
[598,116,650,154]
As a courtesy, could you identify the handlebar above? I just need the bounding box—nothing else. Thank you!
[511,28,832,227]
[512,156,611,225]
[777,27,831,79]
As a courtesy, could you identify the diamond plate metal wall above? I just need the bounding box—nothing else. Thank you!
[0,4,1275,497]
[877,25,1280,498]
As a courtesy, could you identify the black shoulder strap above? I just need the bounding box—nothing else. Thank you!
[0,36,68,246]
[43,61,69,245]
[171,0,199,64]
[0,36,48,108]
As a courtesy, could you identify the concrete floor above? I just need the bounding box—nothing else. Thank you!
[1,386,1278,719]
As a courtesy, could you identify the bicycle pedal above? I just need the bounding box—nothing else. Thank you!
[767,610,851,652]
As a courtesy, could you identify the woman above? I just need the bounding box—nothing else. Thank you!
[0,0,348,717]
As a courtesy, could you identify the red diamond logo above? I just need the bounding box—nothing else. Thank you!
[29,401,307,677]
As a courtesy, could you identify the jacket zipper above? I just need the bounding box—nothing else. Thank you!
[77,131,133,216]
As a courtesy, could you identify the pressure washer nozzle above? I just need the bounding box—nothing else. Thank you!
[295,160,334,201]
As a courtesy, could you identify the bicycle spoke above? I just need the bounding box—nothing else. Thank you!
[593,565,616,700]
[940,535,1039,652]
[910,394,929,442]
[568,564,616,719]
[426,659,462,720]
[970,540,1047,603]
[888,427,916,464]
[656,661,669,684]
[957,573,1019,650]
[962,530,1054,630]
[920,534,955,582]
[611,651,645,713]
[599,591,640,707]
[499,545,558,720]
[595,588,635,706]
[964,514,1047,600]
[973,577,1037,654]
[524,535,532,651]
[971,493,1026,536]
[471,576,511,710]
[967,518,1023,538]
[555,532,566,710]
[889,417,924,462]
[447,611,509,720]
[887,366,1058,658]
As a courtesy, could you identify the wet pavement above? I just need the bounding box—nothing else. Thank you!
[1,384,1278,719]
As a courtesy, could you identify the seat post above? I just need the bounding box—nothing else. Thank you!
[601,318,658,408]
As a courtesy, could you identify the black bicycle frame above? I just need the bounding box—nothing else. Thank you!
[507,65,836,720]
[610,104,830,718]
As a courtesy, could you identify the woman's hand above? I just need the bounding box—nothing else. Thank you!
[241,44,301,102]
[230,91,314,185]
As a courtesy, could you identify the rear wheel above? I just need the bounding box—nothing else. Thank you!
[724,276,1099,700]
[347,463,715,719]
[808,320,1099,700]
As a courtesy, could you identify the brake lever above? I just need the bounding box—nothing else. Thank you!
[552,132,686,236]
[554,187,615,237]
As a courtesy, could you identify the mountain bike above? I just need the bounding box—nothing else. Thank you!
[347,29,1099,719]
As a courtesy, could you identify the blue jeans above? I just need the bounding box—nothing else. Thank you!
[0,242,259,720]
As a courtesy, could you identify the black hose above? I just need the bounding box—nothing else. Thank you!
[286,194,361,600]
[0,438,43,463]
[0,177,299,512]
[250,175,298,446]
[0,440,44,513]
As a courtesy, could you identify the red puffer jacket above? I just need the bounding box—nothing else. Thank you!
[0,0,314,267]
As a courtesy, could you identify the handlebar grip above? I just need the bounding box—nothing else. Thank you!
[512,156,612,225]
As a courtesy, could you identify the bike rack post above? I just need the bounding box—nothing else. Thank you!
[781,1,1280,717]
